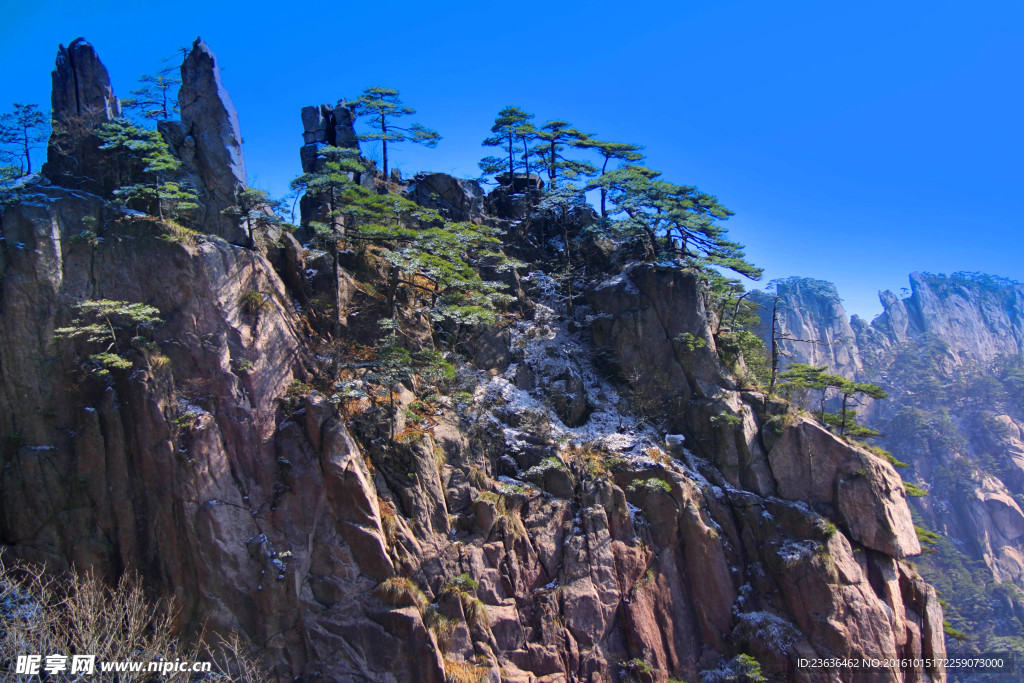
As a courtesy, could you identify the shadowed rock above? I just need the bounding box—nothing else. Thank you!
[42,38,122,193]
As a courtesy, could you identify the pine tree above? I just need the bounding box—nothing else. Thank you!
[54,299,163,378]
[290,146,365,323]
[0,103,49,175]
[292,147,516,335]
[533,120,595,189]
[778,363,888,437]
[121,71,181,121]
[222,187,283,242]
[96,119,198,222]
[595,164,761,278]
[578,138,645,217]
[480,106,536,184]
[351,87,440,178]
[706,273,770,387]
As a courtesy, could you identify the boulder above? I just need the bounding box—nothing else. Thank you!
[406,173,485,222]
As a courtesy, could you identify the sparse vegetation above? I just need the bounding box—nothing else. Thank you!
[0,557,269,682]
[240,290,269,314]
[443,656,489,683]
[374,576,427,610]
[700,653,766,683]
[628,477,672,495]
[904,481,928,497]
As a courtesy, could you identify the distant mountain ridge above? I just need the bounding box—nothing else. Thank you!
[758,270,1024,656]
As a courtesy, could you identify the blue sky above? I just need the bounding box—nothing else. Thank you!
[1,0,1021,318]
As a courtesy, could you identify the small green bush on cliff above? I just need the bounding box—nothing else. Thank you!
[54,299,162,378]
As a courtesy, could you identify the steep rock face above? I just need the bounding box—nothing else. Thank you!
[165,37,249,245]
[0,181,948,682]
[761,271,1024,654]
[0,183,451,680]
[753,277,863,378]
[42,38,123,194]
[868,272,1024,366]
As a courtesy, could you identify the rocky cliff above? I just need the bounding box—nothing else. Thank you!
[758,272,1024,659]
[0,38,947,682]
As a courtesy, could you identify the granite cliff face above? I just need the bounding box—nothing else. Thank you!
[1,39,948,682]
[759,272,1024,656]
[161,37,250,245]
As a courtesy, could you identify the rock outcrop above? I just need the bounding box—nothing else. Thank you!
[42,38,123,194]
[161,37,249,245]
[760,271,1024,657]
[0,37,950,683]
[405,172,485,223]
[299,103,359,174]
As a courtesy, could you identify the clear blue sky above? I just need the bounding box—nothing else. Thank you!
[2,0,1021,319]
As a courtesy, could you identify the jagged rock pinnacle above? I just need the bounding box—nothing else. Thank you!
[174,36,248,244]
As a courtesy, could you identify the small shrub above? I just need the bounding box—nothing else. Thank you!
[68,229,99,247]
[240,290,270,314]
[915,525,941,546]
[286,380,313,398]
[709,410,742,427]
[943,620,970,641]
[443,573,479,592]
[424,606,457,651]
[816,516,839,538]
[462,596,491,630]
[859,442,908,467]
[467,465,490,489]
[628,478,672,495]
[700,653,766,683]
[675,332,708,352]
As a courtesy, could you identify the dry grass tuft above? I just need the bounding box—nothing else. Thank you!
[374,576,428,611]
[443,656,489,683]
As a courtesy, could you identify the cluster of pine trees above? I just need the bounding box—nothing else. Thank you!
[0,55,892,443]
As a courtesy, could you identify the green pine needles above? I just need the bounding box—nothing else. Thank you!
[97,118,198,222]
[54,299,163,378]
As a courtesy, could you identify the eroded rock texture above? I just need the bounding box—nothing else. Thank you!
[0,36,948,683]
[163,37,249,244]
[42,38,123,194]
[761,272,1024,657]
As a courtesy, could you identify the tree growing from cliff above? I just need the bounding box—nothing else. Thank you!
[0,103,49,175]
[290,145,365,324]
[777,362,888,437]
[533,120,594,189]
[222,187,284,243]
[706,273,770,387]
[595,165,761,278]
[97,119,198,222]
[352,87,440,178]
[292,146,515,334]
[480,106,537,184]
[121,71,181,121]
[578,137,645,217]
[54,299,163,378]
